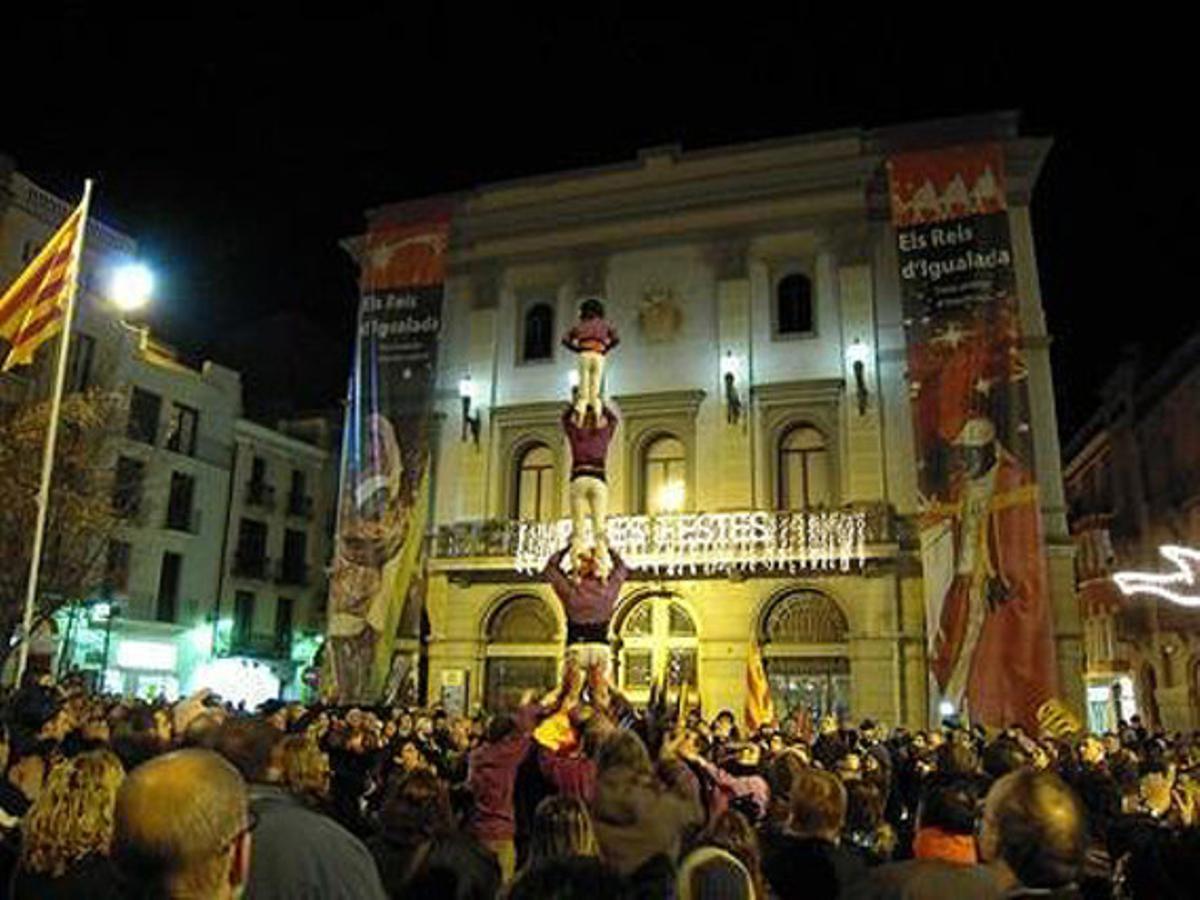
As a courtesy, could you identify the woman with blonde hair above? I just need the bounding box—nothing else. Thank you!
[279,733,332,806]
[11,749,125,899]
[525,795,598,869]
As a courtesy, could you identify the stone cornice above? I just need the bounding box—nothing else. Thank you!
[750,378,845,408]
[489,400,568,429]
[612,389,707,418]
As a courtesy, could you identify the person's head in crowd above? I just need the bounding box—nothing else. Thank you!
[152,707,173,744]
[7,684,69,745]
[676,846,754,900]
[937,739,979,777]
[178,710,225,749]
[395,738,427,774]
[978,769,1086,893]
[526,795,598,868]
[595,729,653,779]
[765,749,807,826]
[113,749,252,900]
[379,768,454,839]
[701,809,765,899]
[712,709,737,741]
[836,751,862,782]
[278,734,330,803]
[258,699,288,732]
[767,732,785,755]
[212,717,282,784]
[982,735,1030,780]
[789,767,847,843]
[8,748,48,804]
[111,705,169,771]
[508,856,629,900]
[19,749,124,877]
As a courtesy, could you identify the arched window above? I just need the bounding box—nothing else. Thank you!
[616,594,698,700]
[484,594,559,711]
[759,590,850,721]
[778,424,830,510]
[514,443,555,521]
[776,273,813,336]
[642,435,687,514]
[522,303,554,361]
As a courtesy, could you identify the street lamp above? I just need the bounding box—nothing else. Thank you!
[108,262,155,314]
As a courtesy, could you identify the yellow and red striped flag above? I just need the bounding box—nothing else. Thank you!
[0,203,85,371]
[745,643,776,731]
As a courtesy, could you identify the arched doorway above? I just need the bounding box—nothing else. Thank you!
[759,589,851,721]
[613,593,698,702]
[483,594,559,712]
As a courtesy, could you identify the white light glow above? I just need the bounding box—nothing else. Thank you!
[938,699,956,718]
[91,602,112,622]
[116,640,177,671]
[109,263,154,313]
[846,338,871,367]
[721,351,740,379]
[458,375,474,399]
[189,657,281,708]
[568,369,580,389]
[658,481,686,513]
[1114,545,1200,607]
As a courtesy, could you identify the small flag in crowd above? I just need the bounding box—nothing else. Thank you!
[0,203,85,371]
[745,643,775,730]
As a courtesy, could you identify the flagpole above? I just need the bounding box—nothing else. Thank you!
[14,179,93,686]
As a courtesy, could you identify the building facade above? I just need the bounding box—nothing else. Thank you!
[0,162,333,701]
[1064,333,1200,732]
[361,115,1081,726]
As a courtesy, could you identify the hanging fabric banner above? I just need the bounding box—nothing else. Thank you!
[326,213,449,702]
[887,144,1058,731]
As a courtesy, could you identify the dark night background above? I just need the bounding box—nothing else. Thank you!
[2,12,1194,439]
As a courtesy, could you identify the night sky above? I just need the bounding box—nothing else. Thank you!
[3,13,1195,437]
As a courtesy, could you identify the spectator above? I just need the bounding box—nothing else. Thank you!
[525,795,598,870]
[278,733,332,809]
[761,766,866,899]
[213,717,387,900]
[112,749,252,900]
[698,809,767,900]
[367,768,499,900]
[11,749,125,899]
[508,855,629,900]
[676,846,755,900]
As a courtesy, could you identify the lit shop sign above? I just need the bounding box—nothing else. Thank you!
[1114,545,1200,608]
[515,510,868,576]
[116,640,178,671]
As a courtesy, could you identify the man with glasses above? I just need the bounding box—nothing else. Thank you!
[112,749,253,899]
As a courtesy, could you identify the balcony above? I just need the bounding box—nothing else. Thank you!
[232,554,272,580]
[245,480,275,510]
[276,561,309,587]
[228,631,291,660]
[287,493,314,519]
[432,502,898,577]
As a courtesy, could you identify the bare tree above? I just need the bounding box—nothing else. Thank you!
[0,388,126,671]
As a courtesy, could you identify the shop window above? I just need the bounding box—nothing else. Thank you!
[617,595,697,699]
[778,424,830,510]
[642,435,687,514]
[522,302,555,362]
[514,443,555,521]
[776,273,814,336]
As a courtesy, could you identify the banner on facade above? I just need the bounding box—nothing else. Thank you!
[887,143,1057,731]
[326,215,449,702]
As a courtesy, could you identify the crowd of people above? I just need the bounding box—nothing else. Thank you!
[0,664,1197,899]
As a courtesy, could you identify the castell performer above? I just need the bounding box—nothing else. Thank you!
[562,297,619,425]
[561,399,618,574]
[544,544,628,679]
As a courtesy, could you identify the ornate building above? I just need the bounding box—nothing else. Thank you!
[362,114,1081,725]
[1065,332,1200,732]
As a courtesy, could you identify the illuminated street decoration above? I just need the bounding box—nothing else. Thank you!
[1113,545,1200,607]
[515,509,868,576]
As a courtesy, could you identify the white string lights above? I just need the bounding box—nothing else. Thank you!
[1113,545,1200,608]
[513,510,869,576]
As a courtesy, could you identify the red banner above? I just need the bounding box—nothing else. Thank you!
[887,144,1058,731]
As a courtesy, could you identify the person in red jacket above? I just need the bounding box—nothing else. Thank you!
[466,694,539,884]
[544,546,629,679]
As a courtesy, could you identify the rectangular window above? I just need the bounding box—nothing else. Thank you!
[235,519,268,578]
[165,472,196,532]
[165,403,199,456]
[105,540,132,591]
[233,591,255,644]
[113,456,145,518]
[281,529,307,585]
[127,388,162,445]
[276,597,294,651]
[67,333,96,392]
[287,469,310,516]
[246,456,273,507]
[156,552,181,622]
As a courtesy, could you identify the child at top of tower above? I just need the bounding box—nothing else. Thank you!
[562,298,619,426]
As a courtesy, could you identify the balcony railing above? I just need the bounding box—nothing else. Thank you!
[232,554,272,580]
[229,632,291,660]
[287,493,314,518]
[432,502,897,576]
[245,480,275,509]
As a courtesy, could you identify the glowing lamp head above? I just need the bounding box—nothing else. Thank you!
[658,481,686,513]
[846,338,871,368]
[568,369,580,389]
[721,351,740,379]
[109,262,154,313]
[938,699,956,718]
[458,375,474,400]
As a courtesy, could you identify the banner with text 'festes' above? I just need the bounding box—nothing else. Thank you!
[887,144,1057,731]
[326,215,449,703]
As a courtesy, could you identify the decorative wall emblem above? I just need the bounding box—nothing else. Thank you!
[638,282,683,343]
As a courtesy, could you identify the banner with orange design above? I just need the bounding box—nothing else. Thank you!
[326,215,450,702]
[887,144,1057,731]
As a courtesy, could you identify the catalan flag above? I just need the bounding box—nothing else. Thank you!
[745,643,776,731]
[0,203,85,371]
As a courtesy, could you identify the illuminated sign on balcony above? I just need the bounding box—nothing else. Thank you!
[513,510,870,576]
[1114,545,1200,608]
